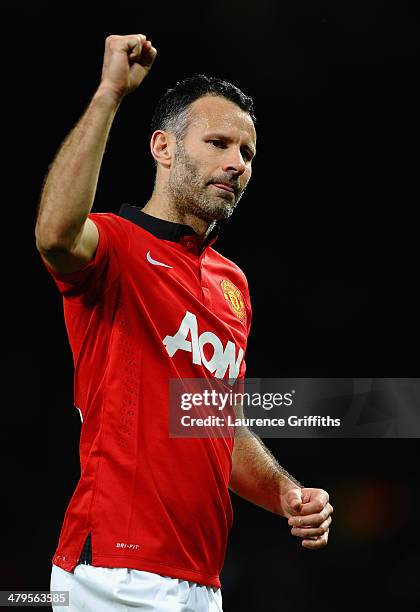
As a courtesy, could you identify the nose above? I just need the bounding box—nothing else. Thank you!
[222,148,246,176]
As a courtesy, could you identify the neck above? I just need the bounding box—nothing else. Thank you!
[142,189,216,240]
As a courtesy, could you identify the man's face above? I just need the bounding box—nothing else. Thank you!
[167,95,256,223]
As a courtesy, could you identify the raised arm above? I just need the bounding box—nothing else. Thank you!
[35,34,157,274]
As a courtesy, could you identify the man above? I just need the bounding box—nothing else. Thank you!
[36,34,333,611]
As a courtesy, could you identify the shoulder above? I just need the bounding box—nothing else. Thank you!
[207,247,252,316]
[208,247,249,286]
[88,212,133,247]
[89,211,129,230]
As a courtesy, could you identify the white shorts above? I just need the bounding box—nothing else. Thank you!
[50,564,223,612]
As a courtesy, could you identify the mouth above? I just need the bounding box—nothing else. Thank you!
[211,183,235,194]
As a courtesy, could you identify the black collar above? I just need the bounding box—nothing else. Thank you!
[118,203,219,246]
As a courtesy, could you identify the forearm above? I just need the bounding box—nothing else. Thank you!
[35,86,120,250]
[229,429,303,517]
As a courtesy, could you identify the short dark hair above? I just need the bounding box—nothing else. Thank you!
[149,74,256,142]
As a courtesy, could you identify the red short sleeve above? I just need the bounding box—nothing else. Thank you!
[40,213,129,304]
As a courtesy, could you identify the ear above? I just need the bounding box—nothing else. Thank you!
[150,130,175,168]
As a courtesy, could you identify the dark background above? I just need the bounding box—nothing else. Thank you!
[1,1,419,610]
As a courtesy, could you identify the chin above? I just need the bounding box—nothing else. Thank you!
[204,200,236,222]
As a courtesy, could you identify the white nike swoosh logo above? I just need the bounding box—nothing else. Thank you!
[146,251,173,268]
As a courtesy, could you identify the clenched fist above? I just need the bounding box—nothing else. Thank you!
[98,34,157,102]
[282,487,333,549]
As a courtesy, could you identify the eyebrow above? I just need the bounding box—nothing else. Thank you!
[205,133,256,157]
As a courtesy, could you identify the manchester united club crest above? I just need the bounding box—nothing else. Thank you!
[220,279,246,321]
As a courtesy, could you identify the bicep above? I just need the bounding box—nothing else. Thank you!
[39,218,99,275]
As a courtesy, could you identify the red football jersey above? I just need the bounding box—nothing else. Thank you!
[42,204,252,588]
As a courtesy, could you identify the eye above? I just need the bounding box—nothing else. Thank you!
[208,139,226,149]
[241,148,253,161]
